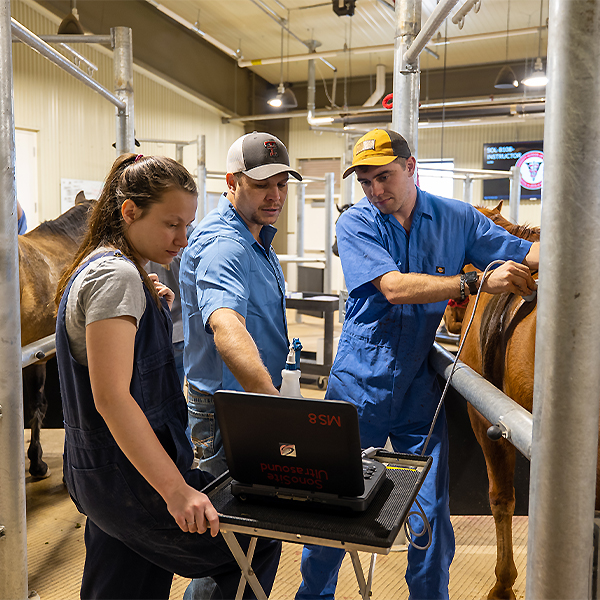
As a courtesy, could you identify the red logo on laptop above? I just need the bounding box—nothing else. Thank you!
[280,444,296,457]
[309,413,341,427]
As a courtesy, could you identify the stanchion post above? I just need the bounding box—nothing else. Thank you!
[113,26,135,155]
[527,0,600,596]
[392,0,421,161]
[508,165,521,224]
[196,134,207,223]
[324,173,335,295]
[463,174,473,204]
[0,1,28,598]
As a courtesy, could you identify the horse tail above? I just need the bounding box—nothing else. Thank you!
[480,293,514,389]
[480,293,538,392]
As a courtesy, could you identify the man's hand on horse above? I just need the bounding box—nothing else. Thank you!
[482,260,537,298]
[148,273,175,310]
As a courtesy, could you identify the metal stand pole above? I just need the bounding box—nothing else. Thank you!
[508,165,521,224]
[0,1,28,597]
[112,27,135,155]
[175,143,184,164]
[323,173,335,295]
[462,174,473,204]
[392,0,421,160]
[527,0,600,597]
[342,134,356,207]
[196,134,207,222]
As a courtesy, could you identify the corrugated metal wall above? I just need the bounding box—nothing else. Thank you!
[11,0,243,221]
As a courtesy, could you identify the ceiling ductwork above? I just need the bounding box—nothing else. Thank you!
[362,65,387,107]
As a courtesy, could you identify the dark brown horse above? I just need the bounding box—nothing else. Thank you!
[453,203,547,598]
[19,195,92,477]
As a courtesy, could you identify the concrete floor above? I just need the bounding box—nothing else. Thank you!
[20,314,528,598]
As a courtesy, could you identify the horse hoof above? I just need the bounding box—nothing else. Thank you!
[487,585,516,600]
[29,465,51,480]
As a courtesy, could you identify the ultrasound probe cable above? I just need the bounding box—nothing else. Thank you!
[420,259,506,458]
[397,260,508,551]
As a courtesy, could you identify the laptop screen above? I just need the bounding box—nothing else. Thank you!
[214,391,367,496]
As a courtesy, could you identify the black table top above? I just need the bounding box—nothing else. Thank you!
[206,455,430,550]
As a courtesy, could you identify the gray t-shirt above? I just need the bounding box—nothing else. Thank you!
[65,248,146,366]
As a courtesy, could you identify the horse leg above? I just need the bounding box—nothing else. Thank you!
[23,363,49,478]
[468,405,518,600]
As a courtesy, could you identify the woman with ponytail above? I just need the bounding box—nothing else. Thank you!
[55,154,280,599]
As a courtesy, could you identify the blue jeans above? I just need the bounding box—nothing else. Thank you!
[186,384,228,478]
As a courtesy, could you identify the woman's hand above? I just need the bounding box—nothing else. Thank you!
[164,482,220,536]
[148,273,175,310]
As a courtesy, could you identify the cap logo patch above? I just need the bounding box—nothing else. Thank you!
[264,140,278,157]
[356,139,376,155]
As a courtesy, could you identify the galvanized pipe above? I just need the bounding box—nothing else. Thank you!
[22,334,56,369]
[196,134,208,222]
[0,2,28,597]
[392,0,421,159]
[429,344,533,459]
[526,0,600,597]
[508,165,521,224]
[403,0,460,65]
[112,27,135,155]
[37,34,112,44]
[10,18,124,110]
[296,183,305,260]
[323,173,335,295]
[462,174,473,204]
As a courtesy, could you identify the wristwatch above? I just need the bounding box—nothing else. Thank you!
[462,271,479,296]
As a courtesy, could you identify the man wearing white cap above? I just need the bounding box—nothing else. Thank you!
[180,131,301,478]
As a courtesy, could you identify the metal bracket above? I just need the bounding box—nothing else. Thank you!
[401,64,420,74]
[0,525,6,538]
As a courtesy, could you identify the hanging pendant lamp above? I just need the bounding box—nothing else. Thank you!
[522,0,547,87]
[494,0,518,89]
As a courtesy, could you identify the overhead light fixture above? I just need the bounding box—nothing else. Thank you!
[494,0,518,89]
[268,82,298,109]
[522,56,548,87]
[495,65,519,89]
[57,2,85,35]
[522,0,547,87]
[267,25,298,110]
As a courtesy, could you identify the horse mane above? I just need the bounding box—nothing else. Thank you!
[475,205,540,242]
[25,200,93,244]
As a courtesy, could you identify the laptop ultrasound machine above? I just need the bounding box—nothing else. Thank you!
[213,390,387,512]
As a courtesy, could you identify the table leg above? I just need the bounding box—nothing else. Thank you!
[220,530,267,600]
[349,550,377,600]
[323,310,334,368]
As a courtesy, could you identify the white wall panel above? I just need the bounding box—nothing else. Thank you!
[418,119,545,226]
[11,0,243,221]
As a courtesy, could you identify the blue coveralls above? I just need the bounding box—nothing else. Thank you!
[56,252,281,600]
[297,190,532,600]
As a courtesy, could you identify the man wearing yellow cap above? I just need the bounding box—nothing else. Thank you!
[296,129,539,600]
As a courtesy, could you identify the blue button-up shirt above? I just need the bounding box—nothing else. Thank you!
[180,194,288,394]
[327,188,533,434]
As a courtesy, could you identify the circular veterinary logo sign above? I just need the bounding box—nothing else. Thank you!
[516,150,544,190]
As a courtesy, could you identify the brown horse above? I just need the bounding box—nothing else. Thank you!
[19,194,92,477]
[453,202,546,598]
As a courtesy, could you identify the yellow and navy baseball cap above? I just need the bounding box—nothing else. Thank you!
[343,128,412,179]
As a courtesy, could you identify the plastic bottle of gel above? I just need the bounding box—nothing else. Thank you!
[280,338,303,398]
